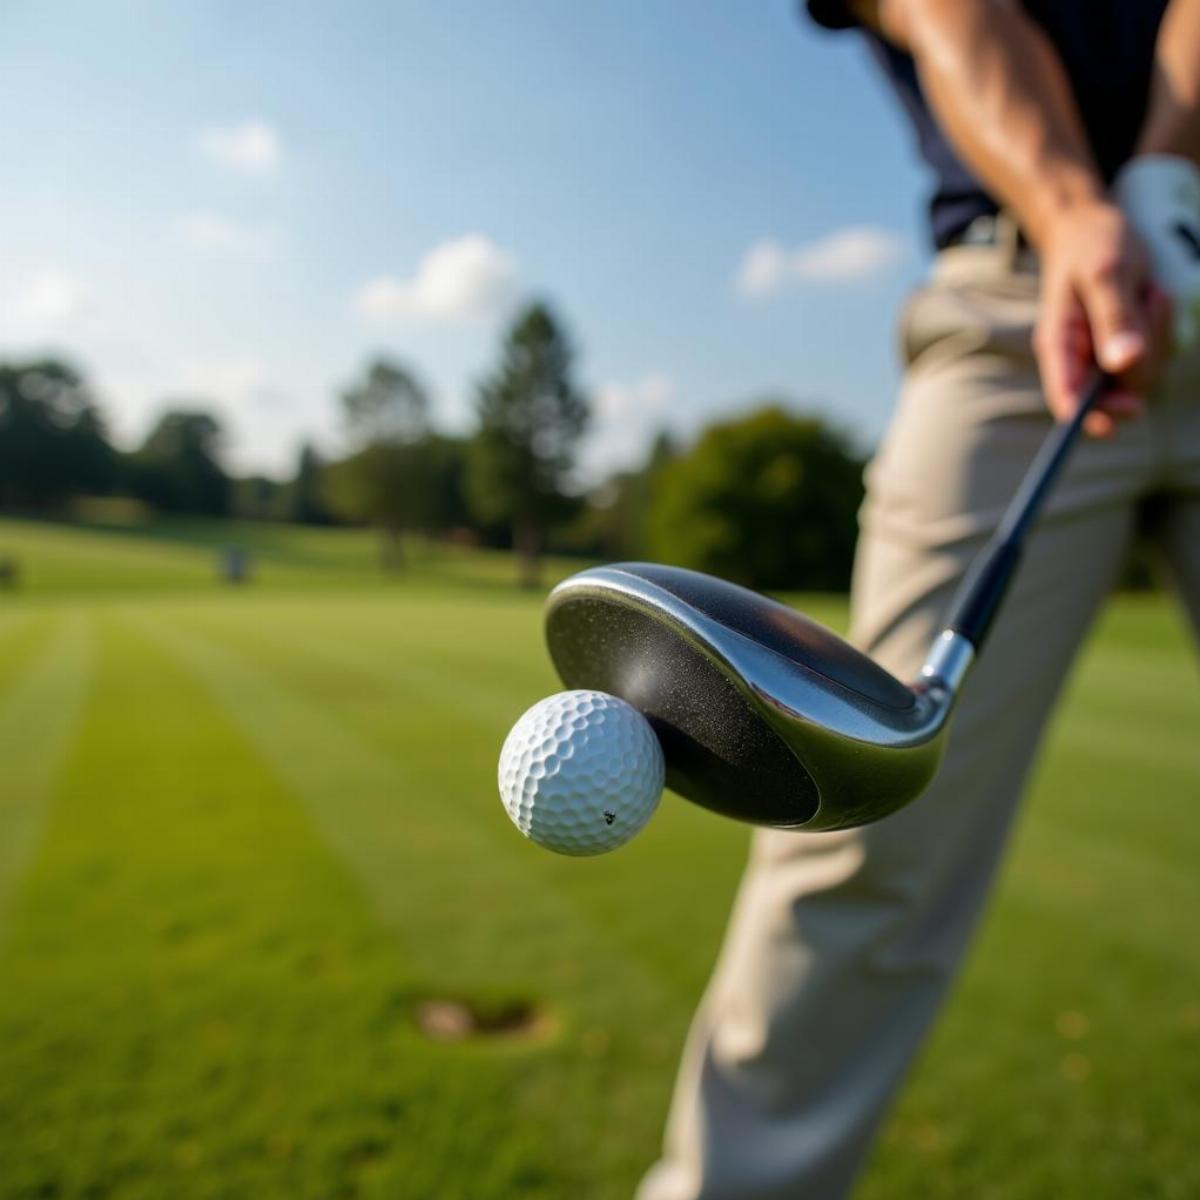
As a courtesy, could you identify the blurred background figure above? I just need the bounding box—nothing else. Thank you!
[219,545,251,585]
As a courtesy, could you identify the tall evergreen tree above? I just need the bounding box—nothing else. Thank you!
[327,358,431,568]
[468,302,589,586]
[287,442,331,525]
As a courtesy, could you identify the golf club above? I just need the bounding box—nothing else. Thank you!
[544,372,1111,831]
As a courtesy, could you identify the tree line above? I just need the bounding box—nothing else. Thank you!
[0,299,867,590]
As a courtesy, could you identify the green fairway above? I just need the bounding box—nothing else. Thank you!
[0,519,1197,1198]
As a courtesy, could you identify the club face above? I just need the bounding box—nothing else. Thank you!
[545,564,952,830]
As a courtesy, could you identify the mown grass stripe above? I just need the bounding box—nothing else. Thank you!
[0,610,55,695]
[131,609,697,1190]
[0,613,91,936]
[157,591,555,721]
[133,611,680,1008]
[0,614,570,1200]
[160,601,541,736]
[132,597,749,1001]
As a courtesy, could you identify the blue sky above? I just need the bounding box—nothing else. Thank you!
[0,0,930,480]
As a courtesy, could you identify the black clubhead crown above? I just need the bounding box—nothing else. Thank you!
[545,563,920,829]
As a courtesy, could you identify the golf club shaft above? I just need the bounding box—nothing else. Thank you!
[942,371,1111,653]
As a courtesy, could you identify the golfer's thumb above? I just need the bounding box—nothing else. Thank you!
[1084,274,1146,373]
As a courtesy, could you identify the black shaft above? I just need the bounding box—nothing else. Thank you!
[945,372,1110,649]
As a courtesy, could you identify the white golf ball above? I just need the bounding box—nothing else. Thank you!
[498,690,665,856]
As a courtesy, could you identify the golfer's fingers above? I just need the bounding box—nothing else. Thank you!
[1034,295,1092,423]
[1035,304,1145,438]
[1078,257,1148,377]
[1086,285,1170,425]
[1084,410,1116,438]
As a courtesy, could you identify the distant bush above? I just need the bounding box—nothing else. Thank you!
[645,403,864,591]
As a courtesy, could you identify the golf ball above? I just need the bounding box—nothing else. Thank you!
[498,690,665,856]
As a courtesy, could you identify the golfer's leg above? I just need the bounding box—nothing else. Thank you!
[638,287,1149,1200]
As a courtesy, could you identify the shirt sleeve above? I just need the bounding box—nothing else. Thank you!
[804,0,860,31]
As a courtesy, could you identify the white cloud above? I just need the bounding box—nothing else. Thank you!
[10,269,90,324]
[93,357,318,478]
[198,120,281,175]
[594,372,676,422]
[179,211,278,258]
[173,357,299,472]
[355,233,518,324]
[176,355,290,411]
[582,371,679,482]
[736,227,908,298]
[177,356,273,400]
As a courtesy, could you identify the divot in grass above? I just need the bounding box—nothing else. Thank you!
[414,995,557,1045]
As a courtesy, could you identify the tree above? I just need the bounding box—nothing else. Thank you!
[233,474,283,521]
[0,359,116,509]
[570,429,679,560]
[331,358,431,568]
[342,358,429,444]
[646,404,864,591]
[422,434,474,536]
[285,442,332,525]
[468,301,589,586]
[129,408,231,515]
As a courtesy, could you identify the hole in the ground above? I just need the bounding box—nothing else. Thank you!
[413,996,553,1043]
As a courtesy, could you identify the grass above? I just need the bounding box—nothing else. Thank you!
[0,516,1197,1198]
[0,514,584,596]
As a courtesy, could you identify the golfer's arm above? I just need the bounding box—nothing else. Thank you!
[848,0,1104,247]
[1137,0,1200,164]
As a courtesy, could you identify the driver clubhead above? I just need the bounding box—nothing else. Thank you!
[545,563,951,831]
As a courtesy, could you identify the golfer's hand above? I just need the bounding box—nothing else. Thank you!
[1114,156,1200,366]
[1034,199,1172,437]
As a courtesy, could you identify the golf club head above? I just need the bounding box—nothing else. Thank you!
[545,563,955,831]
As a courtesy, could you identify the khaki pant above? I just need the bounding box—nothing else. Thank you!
[638,242,1200,1200]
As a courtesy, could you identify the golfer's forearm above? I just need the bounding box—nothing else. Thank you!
[855,0,1104,247]
[1137,0,1200,163]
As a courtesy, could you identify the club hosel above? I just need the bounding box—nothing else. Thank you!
[919,533,1022,697]
[919,627,976,697]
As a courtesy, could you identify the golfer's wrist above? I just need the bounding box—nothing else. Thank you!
[1023,170,1109,249]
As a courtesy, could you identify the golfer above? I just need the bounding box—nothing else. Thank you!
[640,2,1200,1197]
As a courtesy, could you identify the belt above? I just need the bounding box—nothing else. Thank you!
[944,212,1030,252]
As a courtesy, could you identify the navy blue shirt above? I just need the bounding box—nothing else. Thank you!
[806,1,1169,248]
